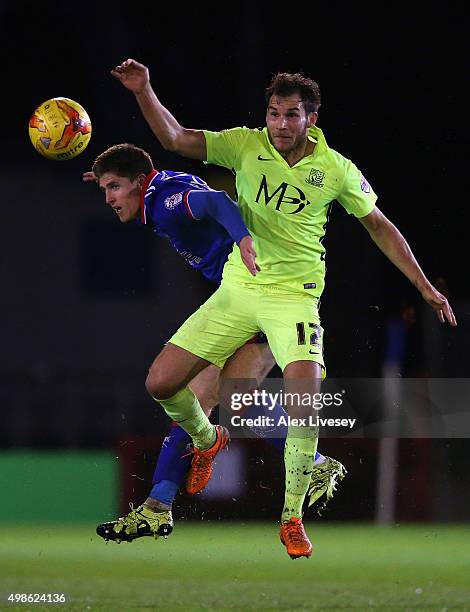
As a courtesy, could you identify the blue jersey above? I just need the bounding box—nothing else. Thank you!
[138,169,265,345]
[139,169,237,284]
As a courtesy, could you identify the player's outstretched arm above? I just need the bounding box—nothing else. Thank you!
[359,206,457,326]
[111,59,207,161]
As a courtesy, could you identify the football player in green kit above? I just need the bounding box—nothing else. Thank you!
[110,58,456,559]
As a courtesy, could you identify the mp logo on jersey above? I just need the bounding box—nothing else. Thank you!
[255,175,310,214]
[164,192,183,210]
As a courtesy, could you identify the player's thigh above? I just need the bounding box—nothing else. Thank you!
[259,293,325,373]
[188,364,221,416]
[189,339,275,416]
[146,343,210,399]
[218,339,275,414]
[169,281,260,369]
[221,340,275,382]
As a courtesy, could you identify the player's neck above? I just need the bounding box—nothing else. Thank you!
[282,139,315,167]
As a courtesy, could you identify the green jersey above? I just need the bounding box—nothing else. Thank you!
[203,125,377,297]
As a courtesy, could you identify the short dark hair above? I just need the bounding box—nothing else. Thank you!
[265,72,321,114]
[92,143,153,180]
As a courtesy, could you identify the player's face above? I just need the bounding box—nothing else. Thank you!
[98,172,143,223]
[266,95,317,155]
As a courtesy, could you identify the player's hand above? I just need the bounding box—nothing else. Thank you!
[82,171,97,182]
[420,283,457,326]
[239,235,260,276]
[111,59,150,94]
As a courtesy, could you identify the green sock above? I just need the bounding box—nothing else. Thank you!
[155,387,216,450]
[282,425,318,522]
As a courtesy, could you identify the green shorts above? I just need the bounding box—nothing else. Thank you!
[168,280,325,372]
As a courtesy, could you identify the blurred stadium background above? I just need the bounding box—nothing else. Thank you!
[1,1,469,610]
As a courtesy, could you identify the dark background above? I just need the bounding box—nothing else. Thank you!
[1,1,469,520]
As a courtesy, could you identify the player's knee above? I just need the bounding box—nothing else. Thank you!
[145,367,177,401]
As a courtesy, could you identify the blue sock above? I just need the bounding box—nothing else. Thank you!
[149,480,179,506]
[149,424,192,505]
[243,397,322,462]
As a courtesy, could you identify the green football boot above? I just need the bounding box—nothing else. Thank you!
[308,456,347,514]
[96,503,173,543]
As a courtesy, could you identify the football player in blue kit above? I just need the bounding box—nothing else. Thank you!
[84,143,345,543]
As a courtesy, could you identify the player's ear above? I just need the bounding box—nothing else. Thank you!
[307,111,318,127]
[136,173,147,189]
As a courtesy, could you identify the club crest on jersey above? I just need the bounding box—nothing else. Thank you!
[360,175,371,193]
[164,192,183,210]
[305,168,325,187]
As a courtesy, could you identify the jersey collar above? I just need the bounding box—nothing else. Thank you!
[140,169,159,224]
[307,125,327,157]
[263,125,328,166]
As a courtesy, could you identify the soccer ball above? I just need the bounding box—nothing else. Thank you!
[28,97,92,160]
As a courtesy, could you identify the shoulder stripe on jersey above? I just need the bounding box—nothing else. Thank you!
[139,169,159,224]
[183,190,200,221]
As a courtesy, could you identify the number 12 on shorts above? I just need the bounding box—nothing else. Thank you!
[296,322,322,354]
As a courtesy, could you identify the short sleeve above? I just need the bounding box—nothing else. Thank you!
[337,160,377,218]
[203,127,250,171]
